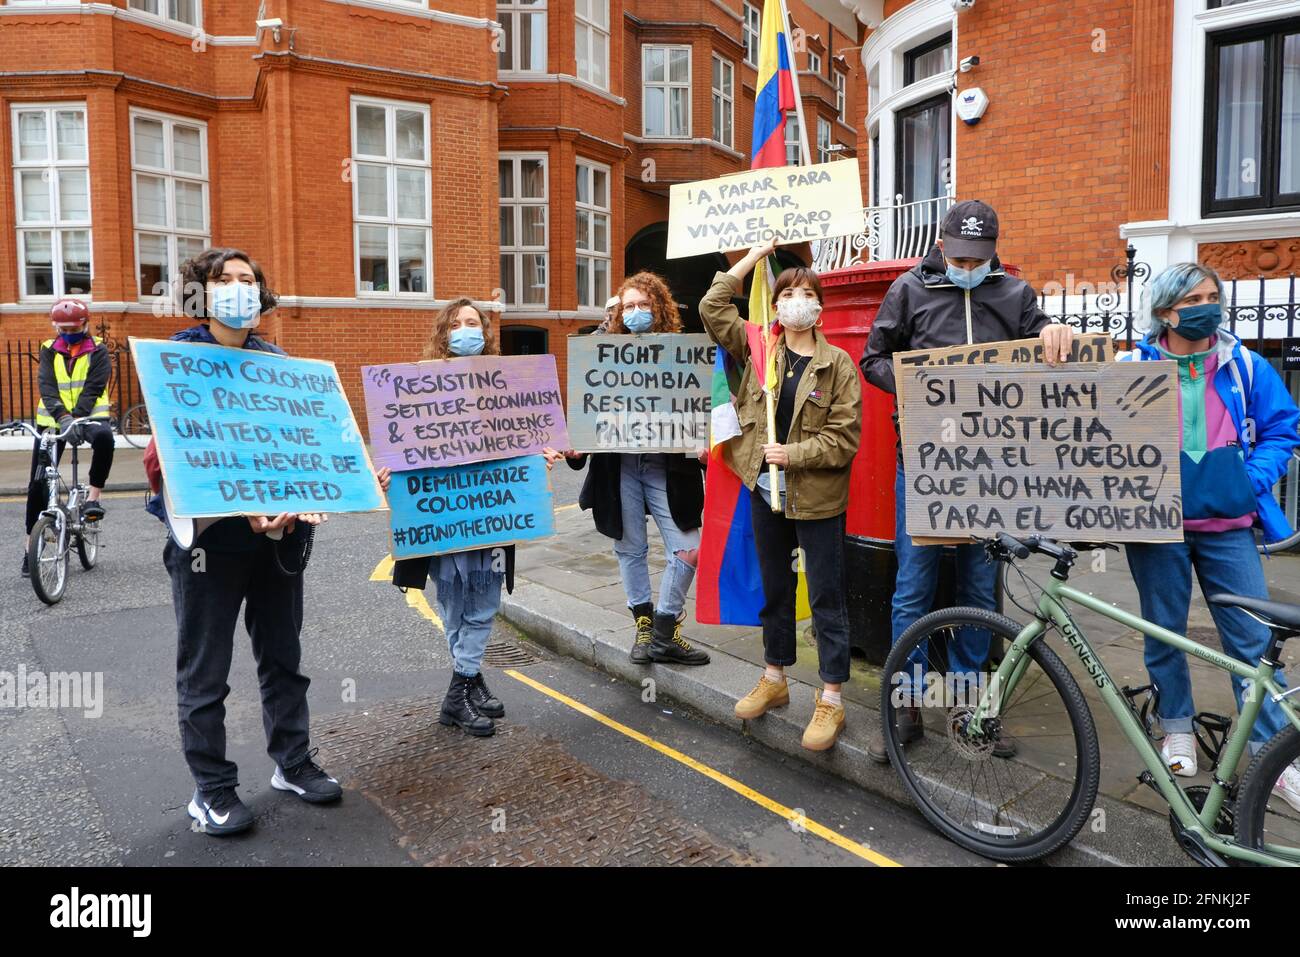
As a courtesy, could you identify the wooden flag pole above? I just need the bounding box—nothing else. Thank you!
[757,259,781,512]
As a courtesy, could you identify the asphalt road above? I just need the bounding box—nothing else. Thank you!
[0,474,983,868]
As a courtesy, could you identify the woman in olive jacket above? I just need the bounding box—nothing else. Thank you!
[699,240,863,752]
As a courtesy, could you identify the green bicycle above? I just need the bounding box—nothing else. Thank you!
[880,532,1300,866]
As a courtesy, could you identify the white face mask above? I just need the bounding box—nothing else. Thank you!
[776,296,822,331]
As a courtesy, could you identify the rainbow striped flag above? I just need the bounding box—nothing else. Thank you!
[696,0,799,626]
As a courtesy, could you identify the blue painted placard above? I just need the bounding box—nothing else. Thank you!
[131,337,385,518]
[388,454,554,559]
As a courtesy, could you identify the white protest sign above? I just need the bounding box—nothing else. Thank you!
[666,160,865,259]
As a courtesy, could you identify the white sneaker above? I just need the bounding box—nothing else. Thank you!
[1162,732,1198,777]
[1273,763,1300,814]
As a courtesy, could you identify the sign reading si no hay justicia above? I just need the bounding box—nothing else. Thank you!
[898,362,1183,543]
[387,454,554,559]
[361,355,569,472]
[666,160,865,259]
[130,338,385,518]
[566,333,715,453]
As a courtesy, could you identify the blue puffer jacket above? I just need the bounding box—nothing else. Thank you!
[1121,329,1300,544]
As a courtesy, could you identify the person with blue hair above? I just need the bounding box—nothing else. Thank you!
[1118,262,1300,810]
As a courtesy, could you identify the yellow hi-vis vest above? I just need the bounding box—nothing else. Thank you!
[34,336,111,427]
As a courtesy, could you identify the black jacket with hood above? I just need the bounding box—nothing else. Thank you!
[859,244,1052,396]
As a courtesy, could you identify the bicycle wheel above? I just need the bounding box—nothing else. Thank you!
[121,403,152,449]
[1233,726,1300,865]
[28,515,68,605]
[76,524,99,570]
[880,606,1100,863]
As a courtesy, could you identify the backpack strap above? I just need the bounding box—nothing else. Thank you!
[1227,348,1255,451]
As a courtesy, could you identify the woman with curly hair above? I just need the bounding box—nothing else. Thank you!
[563,272,711,667]
[390,297,563,737]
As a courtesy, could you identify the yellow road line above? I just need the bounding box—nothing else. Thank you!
[370,554,443,630]
[504,668,902,867]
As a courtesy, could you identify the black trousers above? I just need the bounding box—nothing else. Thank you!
[749,496,852,684]
[164,537,310,793]
[25,422,115,533]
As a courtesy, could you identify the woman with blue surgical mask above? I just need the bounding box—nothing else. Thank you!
[561,271,711,667]
[1120,262,1300,811]
[389,297,562,737]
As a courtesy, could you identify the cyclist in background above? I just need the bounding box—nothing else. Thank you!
[1121,262,1300,809]
[23,298,114,577]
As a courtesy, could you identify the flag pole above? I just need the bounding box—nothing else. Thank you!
[758,258,782,512]
[777,0,813,167]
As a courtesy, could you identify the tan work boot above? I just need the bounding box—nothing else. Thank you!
[802,690,845,752]
[734,675,790,720]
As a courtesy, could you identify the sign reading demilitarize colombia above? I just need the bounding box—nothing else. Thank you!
[360,355,569,472]
[130,338,386,518]
[896,360,1183,543]
[665,159,865,259]
[566,333,715,453]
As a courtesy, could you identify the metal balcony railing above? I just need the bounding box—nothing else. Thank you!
[812,192,955,272]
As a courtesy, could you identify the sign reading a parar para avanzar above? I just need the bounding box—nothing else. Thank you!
[130,338,385,518]
[566,333,715,453]
[666,160,864,259]
[897,362,1183,543]
[388,454,554,559]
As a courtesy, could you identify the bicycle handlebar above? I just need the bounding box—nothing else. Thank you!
[982,532,1078,565]
[0,416,103,443]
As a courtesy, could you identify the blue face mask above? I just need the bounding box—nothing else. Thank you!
[449,326,485,356]
[58,330,88,346]
[1170,302,1222,342]
[623,308,653,333]
[210,283,262,329]
[946,260,992,290]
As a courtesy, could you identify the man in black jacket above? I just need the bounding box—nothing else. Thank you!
[860,200,1073,763]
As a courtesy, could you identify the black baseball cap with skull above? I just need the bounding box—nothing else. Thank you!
[940,199,998,261]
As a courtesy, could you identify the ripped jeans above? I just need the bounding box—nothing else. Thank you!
[612,455,699,617]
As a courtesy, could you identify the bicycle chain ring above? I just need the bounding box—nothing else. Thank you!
[1169,785,1236,846]
[946,706,997,761]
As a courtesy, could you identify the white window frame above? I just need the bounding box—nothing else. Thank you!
[711,54,734,148]
[807,50,822,75]
[498,152,549,310]
[742,2,760,66]
[575,158,611,311]
[497,0,547,73]
[350,96,433,299]
[817,116,833,163]
[130,107,209,300]
[834,69,846,122]
[575,0,610,90]
[12,102,93,301]
[785,110,802,166]
[125,0,203,30]
[642,44,693,139]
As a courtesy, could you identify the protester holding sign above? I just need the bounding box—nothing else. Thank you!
[564,272,711,667]
[699,242,862,752]
[389,297,565,736]
[147,248,349,836]
[859,200,1071,765]
[22,298,114,576]
[1119,264,1300,806]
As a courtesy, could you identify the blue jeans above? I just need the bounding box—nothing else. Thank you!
[613,455,699,617]
[434,574,502,678]
[1125,529,1291,750]
[892,467,999,688]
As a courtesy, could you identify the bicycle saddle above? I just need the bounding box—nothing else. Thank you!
[1207,594,1300,632]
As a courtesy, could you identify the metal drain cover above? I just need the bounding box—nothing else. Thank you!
[482,639,543,668]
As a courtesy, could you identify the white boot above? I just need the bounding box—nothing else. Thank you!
[1161,732,1198,777]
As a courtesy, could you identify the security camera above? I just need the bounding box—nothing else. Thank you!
[256,17,283,41]
[959,55,980,72]
[952,0,975,10]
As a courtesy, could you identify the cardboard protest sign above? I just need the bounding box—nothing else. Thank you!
[387,454,554,559]
[666,159,864,259]
[893,334,1114,413]
[130,338,385,518]
[361,355,569,471]
[566,333,715,453]
[897,361,1183,543]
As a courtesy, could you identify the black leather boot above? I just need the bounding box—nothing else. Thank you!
[467,672,504,719]
[439,673,495,736]
[629,602,654,664]
[648,612,710,666]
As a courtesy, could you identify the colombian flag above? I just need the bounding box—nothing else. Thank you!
[696,0,799,626]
